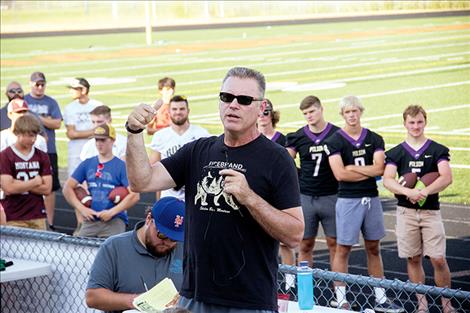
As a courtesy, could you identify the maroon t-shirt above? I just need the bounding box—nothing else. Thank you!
[0,146,51,221]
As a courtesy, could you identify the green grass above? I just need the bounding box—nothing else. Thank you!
[1,15,469,204]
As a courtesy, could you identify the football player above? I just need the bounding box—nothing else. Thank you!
[326,96,402,312]
[383,105,454,313]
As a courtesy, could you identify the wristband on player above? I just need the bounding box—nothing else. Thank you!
[125,121,144,134]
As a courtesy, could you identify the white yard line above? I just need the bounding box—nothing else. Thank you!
[47,61,470,101]
[3,37,469,83]
[2,24,468,60]
[451,164,470,169]
[2,32,470,76]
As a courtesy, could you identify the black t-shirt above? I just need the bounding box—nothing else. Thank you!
[385,139,450,210]
[271,131,287,147]
[286,123,339,196]
[161,134,300,310]
[325,128,385,198]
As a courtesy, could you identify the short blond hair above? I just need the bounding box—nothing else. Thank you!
[339,95,364,114]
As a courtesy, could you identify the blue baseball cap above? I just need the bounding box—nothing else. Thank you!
[151,197,185,242]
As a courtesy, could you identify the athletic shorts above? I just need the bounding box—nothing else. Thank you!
[178,296,276,313]
[336,197,385,246]
[78,218,125,238]
[48,153,61,191]
[300,193,337,239]
[396,206,446,259]
[6,218,46,231]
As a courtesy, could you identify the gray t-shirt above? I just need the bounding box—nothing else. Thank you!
[87,221,184,313]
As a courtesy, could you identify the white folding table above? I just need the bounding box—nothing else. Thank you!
[0,258,52,283]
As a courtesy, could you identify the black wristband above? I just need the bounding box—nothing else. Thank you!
[125,121,144,134]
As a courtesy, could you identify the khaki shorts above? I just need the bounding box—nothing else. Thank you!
[396,206,446,259]
[78,218,126,238]
[6,218,46,231]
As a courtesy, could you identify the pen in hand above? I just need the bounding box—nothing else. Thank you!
[140,275,148,292]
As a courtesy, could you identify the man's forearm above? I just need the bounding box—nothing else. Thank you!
[244,191,304,248]
[421,176,452,195]
[86,288,137,311]
[30,183,52,196]
[4,179,38,195]
[126,133,154,191]
[40,116,61,129]
[383,177,408,195]
[348,164,384,178]
[66,128,94,140]
[335,168,369,182]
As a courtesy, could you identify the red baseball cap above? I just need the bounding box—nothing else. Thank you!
[7,99,29,113]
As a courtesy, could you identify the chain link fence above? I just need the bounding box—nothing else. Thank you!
[1,226,469,312]
[1,226,103,313]
[277,265,470,312]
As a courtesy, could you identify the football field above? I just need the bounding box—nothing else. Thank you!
[1,14,469,204]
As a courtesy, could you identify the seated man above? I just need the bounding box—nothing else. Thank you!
[63,123,139,237]
[86,197,185,313]
[0,114,52,230]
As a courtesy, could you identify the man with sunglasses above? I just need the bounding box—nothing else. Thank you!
[257,98,286,146]
[86,197,185,313]
[63,123,139,238]
[125,67,303,313]
[1,81,25,131]
[24,72,63,231]
[149,95,209,201]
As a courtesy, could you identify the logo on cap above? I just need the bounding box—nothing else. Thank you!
[92,123,116,140]
[174,215,184,228]
[95,127,106,135]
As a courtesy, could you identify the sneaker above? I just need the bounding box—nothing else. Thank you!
[338,302,352,311]
[374,299,404,313]
[330,300,359,309]
[285,273,295,290]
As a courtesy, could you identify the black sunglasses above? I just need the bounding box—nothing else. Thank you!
[35,83,45,87]
[219,92,263,106]
[7,88,23,94]
[263,109,272,116]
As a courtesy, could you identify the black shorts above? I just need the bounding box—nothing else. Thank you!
[48,153,61,191]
